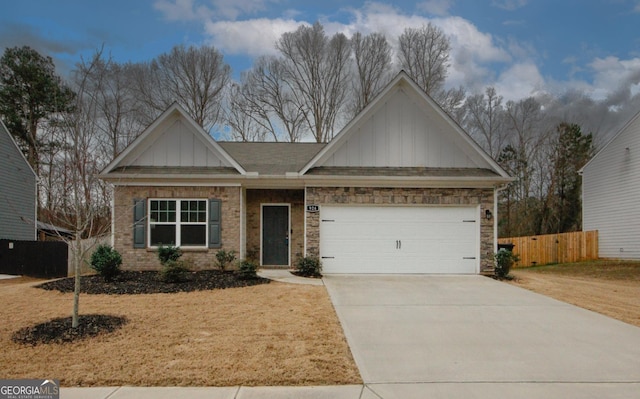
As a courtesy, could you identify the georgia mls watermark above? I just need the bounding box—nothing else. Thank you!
[0,379,59,399]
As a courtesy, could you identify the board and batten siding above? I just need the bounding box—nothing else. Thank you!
[0,122,36,240]
[582,111,640,259]
[319,86,485,169]
[131,118,230,167]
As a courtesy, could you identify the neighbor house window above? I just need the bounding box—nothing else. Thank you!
[149,199,207,247]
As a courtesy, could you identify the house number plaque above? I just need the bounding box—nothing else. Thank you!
[306,205,319,212]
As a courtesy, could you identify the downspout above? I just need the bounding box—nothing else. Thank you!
[494,184,509,254]
[110,186,115,247]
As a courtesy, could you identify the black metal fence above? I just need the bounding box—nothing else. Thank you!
[0,239,68,278]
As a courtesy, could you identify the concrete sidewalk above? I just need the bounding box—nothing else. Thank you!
[61,385,368,399]
[60,382,640,399]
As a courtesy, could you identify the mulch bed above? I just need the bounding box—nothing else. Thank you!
[12,314,128,346]
[15,271,271,345]
[37,270,270,295]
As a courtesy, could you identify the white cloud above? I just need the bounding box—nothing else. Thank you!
[204,18,307,56]
[161,1,545,101]
[491,0,528,11]
[417,0,455,16]
[494,62,545,101]
[210,0,277,20]
[154,0,202,21]
[154,0,278,21]
[588,56,640,100]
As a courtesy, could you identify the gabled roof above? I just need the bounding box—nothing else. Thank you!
[0,119,36,178]
[99,73,510,186]
[580,108,640,174]
[100,103,246,178]
[219,142,325,175]
[299,71,510,181]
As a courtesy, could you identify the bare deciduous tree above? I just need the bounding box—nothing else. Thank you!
[225,82,269,142]
[276,22,350,142]
[350,32,392,115]
[398,23,450,96]
[131,44,230,132]
[38,53,113,328]
[463,87,507,159]
[237,56,306,142]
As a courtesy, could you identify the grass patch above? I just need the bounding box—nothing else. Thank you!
[511,260,640,327]
[0,277,361,386]
[519,259,640,281]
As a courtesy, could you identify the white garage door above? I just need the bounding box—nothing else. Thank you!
[319,206,479,274]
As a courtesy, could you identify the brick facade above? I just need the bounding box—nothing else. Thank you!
[304,186,495,273]
[245,189,305,266]
[113,185,241,271]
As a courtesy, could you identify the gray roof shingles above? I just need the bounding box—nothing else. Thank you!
[219,142,326,175]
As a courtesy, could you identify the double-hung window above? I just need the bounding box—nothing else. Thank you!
[149,199,207,247]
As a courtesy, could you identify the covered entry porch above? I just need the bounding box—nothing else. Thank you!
[244,189,305,267]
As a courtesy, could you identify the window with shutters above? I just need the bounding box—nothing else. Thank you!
[148,199,207,247]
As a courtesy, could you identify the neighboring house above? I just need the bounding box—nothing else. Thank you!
[99,72,511,274]
[581,110,640,259]
[0,120,36,241]
[37,221,74,241]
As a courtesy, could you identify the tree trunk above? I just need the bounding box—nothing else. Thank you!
[72,239,82,328]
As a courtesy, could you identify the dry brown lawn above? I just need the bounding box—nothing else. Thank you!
[510,260,640,327]
[0,279,361,387]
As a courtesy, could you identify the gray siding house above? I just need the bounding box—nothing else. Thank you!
[582,110,640,259]
[0,120,36,240]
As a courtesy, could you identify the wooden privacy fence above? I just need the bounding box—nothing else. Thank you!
[0,239,68,278]
[498,230,598,267]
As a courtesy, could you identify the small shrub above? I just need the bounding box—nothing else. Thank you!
[160,260,191,283]
[494,248,518,279]
[157,245,182,265]
[216,249,237,271]
[295,256,322,277]
[238,259,258,280]
[90,245,122,282]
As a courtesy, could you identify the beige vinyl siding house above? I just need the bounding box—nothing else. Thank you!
[100,72,511,274]
[582,110,640,259]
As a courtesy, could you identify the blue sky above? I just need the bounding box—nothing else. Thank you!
[2,0,640,102]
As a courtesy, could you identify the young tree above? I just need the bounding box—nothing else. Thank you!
[276,22,351,142]
[44,54,112,328]
[0,46,75,175]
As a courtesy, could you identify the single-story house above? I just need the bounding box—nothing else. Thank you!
[581,109,640,259]
[99,72,511,274]
[0,119,36,241]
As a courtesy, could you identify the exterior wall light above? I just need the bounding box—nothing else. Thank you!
[485,209,493,220]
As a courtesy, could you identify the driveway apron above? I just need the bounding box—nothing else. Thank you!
[323,275,640,398]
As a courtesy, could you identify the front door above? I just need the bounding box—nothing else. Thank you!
[262,205,289,265]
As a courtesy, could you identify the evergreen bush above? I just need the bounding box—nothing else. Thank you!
[90,245,122,282]
[294,256,322,277]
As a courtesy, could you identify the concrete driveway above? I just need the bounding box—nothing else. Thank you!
[323,275,640,399]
